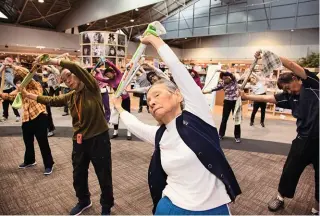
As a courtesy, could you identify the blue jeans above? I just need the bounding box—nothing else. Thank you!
[155,197,230,215]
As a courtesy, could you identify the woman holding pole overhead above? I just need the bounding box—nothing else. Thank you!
[113,34,240,215]
[21,58,114,215]
[94,59,132,140]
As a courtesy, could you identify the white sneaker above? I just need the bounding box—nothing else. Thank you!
[48,131,54,137]
[16,117,20,122]
[0,117,7,122]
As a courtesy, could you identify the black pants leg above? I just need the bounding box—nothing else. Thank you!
[34,114,54,168]
[9,100,20,117]
[219,100,236,137]
[250,102,260,123]
[72,141,91,203]
[22,121,36,165]
[46,105,55,132]
[114,97,131,130]
[260,102,267,124]
[63,88,70,113]
[139,94,144,109]
[278,136,318,199]
[89,131,114,209]
[2,88,13,118]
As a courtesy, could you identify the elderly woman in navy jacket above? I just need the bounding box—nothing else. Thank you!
[113,34,241,214]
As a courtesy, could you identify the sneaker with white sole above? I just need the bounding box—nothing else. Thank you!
[268,197,284,211]
[235,138,241,143]
[47,131,54,137]
[44,166,54,175]
[16,117,20,122]
[70,200,92,215]
[0,117,8,122]
[18,162,37,169]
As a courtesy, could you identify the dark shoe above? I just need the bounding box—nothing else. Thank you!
[62,112,69,116]
[101,207,111,215]
[18,162,37,169]
[268,197,284,212]
[261,122,265,127]
[235,138,241,143]
[44,166,54,175]
[70,200,92,215]
[138,108,142,113]
[111,134,118,139]
[127,135,132,140]
[250,122,254,126]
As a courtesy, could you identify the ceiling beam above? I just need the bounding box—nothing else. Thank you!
[56,0,164,31]
[15,0,28,24]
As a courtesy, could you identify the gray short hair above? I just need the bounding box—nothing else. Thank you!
[147,79,185,109]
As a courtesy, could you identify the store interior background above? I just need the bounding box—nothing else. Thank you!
[0,0,318,122]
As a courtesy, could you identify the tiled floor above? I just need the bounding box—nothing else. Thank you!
[0,105,316,215]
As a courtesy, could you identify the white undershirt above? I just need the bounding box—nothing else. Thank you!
[120,44,231,210]
[248,82,266,95]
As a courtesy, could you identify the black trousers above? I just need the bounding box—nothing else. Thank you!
[250,93,267,123]
[139,93,148,109]
[42,88,55,132]
[49,87,60,97]
[2,88,20,118]
[219,99,241,139]
[114,97,130,130]
[21,113,54,168]
[72,131,114,208]
[278,136,319,202]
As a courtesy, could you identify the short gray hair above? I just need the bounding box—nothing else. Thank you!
[147,79,185,109]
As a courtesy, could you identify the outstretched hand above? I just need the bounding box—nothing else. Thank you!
[239,90,246,99]
[254,50,262,60]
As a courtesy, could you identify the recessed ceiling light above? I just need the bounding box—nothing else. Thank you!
[185,38,188,39]
[0,11,8,19]
[86,23,90,25]
[135,8,139,11]
[291,29,294,32]
[38,0,44,3]
[105,20,108,23]
[130,19,134,22]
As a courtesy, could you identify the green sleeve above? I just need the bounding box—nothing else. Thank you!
[37,90,74,107]
[60,60,98,92]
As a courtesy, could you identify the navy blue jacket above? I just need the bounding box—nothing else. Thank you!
[148,110,241,214]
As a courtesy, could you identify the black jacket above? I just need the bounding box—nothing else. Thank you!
[148,110,241,214]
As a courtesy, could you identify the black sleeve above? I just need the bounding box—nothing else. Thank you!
[302,69,319,89]
[274,93,291,109]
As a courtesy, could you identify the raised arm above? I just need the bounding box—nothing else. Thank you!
[45,59,98,92]
[48,65,60,76]
[255,51,306,79]
[113,97,158,144]
[105,59,121,76]
[94,69,111,84]
[140,35,214,126]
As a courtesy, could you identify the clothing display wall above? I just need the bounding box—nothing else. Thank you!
[203,65,221,109]
[80,31,127,68]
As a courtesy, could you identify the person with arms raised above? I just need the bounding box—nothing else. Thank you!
[113,34,241,215]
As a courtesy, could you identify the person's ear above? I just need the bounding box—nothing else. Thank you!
[175,89,183,103]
